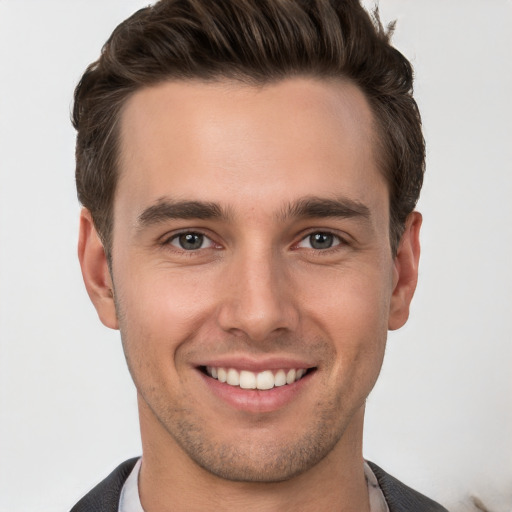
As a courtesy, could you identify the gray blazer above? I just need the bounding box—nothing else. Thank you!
[70,458,449,512]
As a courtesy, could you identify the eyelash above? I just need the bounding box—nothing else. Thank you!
[163,231,218,252]
[295,231,346,251]
[161,229,348,254]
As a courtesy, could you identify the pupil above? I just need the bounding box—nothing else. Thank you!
[179,233,203,250]
[310,232,333,249]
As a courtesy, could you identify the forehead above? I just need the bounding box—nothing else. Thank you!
[116,77,386,222]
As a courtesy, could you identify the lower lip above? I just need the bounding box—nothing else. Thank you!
[197,369,314,413]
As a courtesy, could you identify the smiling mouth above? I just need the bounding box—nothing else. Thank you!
[201,366,314,391]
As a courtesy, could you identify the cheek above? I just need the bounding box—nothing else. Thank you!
[115,263,234,395]
[112,267,217,378]
[296,265,391,384]
[298,262,392,333]
[117,264,219,330]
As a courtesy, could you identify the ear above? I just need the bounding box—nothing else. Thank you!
[388,211,422,331]
[78,208,119,330]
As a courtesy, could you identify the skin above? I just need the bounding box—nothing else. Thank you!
[79,77,421,512]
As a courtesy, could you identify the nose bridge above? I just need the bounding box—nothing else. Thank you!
[217,241,298,341]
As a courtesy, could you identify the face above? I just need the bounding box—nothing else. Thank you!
[79,77,420,483]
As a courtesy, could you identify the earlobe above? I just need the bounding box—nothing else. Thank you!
[78,208,119,330]
[388,211,422,331]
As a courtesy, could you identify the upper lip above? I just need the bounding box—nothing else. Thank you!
[194,356,316,372]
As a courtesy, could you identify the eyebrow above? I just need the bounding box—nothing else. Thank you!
[137,199,230,228]
[277,196,371,222]
[136,195,370,230]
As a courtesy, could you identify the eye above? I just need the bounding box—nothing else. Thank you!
[169,232,214,251]
[297,232,342,250]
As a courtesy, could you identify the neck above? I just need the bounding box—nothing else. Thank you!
[137,401,370,512]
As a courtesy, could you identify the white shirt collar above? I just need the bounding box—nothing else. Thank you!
[118,458,144,512]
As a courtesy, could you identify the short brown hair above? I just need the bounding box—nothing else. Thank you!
[73,0,425,257]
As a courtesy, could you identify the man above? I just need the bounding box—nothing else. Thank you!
[71,0,447,510]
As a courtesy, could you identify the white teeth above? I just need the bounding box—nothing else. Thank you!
[206,366,309,390]
[239,370,257,389]
[286,369,296,384]
[217,368,227,383]
[226,368,240,386]
[274,369,286,387]
[256,370,274,390]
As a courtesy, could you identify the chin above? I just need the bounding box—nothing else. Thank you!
[184,441,334,483]
[166,405,349,483]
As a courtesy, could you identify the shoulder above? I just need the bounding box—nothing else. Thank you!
[367,461,449,512]
[70,458,139,512]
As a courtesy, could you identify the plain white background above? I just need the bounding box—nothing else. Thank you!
[0,1,510,511]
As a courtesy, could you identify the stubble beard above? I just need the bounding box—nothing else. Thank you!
[114,297,375,484]
[137,381,356,483]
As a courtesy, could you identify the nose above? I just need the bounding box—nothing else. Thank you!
[216,247,299,343]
